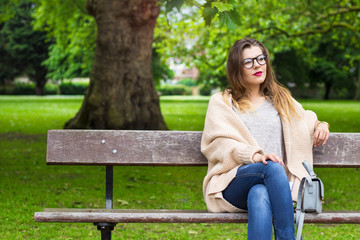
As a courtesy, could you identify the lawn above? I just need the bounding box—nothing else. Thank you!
[0,95,359,239]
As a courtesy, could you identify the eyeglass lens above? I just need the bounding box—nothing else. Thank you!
[243,54,266,69]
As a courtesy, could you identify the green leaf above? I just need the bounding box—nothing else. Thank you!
[211,2,233,12]
[116,199,129,206]
[188,230,198,235]
[228,9,241,26]
[202,6,218,25]
[165,0,185,12]
[219,11,237,29]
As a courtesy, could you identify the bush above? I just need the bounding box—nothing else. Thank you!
[44,83,59,95]
[178,78,198,87]
[12,83,36,95]
[0,85,11,94]
[59,82,88,95]
[0,83,59,95]
[199,84,212,96]
[157,85,192,96]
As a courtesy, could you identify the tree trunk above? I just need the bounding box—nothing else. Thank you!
[34,81,45,96]
[355,60,360,100]
[29,65,47,96]
[65,0,167,130]
[324,81,332,100]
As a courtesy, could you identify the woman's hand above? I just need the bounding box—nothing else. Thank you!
[313,121,330,147]
[253,152,284,167]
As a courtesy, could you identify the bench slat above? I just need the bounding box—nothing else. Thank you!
[47,130,206,166]
[313,132,360,167]
[47,130,360,167]
[34,209,360,224]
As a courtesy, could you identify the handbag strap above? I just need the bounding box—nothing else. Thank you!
[302,160,316,178]
[296,177,312,240]
[296,211,305,240]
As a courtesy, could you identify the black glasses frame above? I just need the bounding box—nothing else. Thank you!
[243,54,267,69]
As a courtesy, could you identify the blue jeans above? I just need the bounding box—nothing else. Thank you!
[223,161,295,240]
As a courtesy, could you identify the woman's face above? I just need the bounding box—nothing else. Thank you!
[241,46,267,89]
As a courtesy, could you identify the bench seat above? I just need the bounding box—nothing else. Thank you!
[35,209,360,224]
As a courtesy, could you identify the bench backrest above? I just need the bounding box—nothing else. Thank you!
[47,130,360,167]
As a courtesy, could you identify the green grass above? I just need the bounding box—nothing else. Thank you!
[0,96,83,134]
[0,95,359,239]
[300,100,360,132]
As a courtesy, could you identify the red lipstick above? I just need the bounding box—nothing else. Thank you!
[254,71,262,76]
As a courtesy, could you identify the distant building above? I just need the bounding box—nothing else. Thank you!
[168,58,198,85]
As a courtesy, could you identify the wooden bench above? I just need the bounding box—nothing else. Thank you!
[34,130,360,239]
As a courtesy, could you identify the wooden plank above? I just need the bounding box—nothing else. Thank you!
[313,133,360,167]
[46,130,207,166]
[47,130,360,167]
[34,209,360,224]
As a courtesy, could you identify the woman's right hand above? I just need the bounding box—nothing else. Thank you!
[252,152,284,167]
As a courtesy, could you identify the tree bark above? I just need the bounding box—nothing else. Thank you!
[30,65,48,96]
[324,81,332,100]
[65,0,167,130]
[355,60,360,100]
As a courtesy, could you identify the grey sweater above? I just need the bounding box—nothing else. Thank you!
[232,99,285,161]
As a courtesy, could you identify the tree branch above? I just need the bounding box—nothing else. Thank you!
[195,53,227,70]
[254,21,360,40]
[288,21,360,38]
[318,6,360,19]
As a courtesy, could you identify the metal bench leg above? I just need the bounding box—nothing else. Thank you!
[94,166,116,239]
[94,223,116,240]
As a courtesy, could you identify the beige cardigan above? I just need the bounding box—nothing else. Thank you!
[201,92,318,213]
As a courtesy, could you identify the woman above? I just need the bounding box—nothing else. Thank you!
[201,38,330,240]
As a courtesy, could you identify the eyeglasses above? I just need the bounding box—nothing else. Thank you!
[243,54,267,69]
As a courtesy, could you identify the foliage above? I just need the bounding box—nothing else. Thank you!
[3,0,359,99]
[157,84,192,95]
[28,0,360,99]
[178,77,198,86]
[152,48,175,86]
[155,8,235,90]
[272,50,311,88]
[0,0,49,94]
[0,0,19,22]
[43,83,59,95]
[308,32,358,99]
[32,0,175,83]
[158,0,360,99]
[59,81,88,95]
[0,82,35,95]
[0,21,18,84]
[0,82,89,96]
[198,84,213,96]
[32,0,95,81]
[0,82,64,95]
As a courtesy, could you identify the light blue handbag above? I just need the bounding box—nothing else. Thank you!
[296,160,324,240]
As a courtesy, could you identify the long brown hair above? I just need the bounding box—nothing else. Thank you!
[225,38,298,121]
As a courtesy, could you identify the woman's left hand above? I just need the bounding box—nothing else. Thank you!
[313,121,330,147]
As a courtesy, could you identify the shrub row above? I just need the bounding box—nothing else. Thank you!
[59,82,88,95]
[0,82,88,95]
[0,82,212,96]
[156,84,213,96]
[157,85,192,96]
[1,83,38,95]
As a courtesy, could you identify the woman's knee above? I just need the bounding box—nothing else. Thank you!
[247,184,270,209]
[266,161,287,178]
